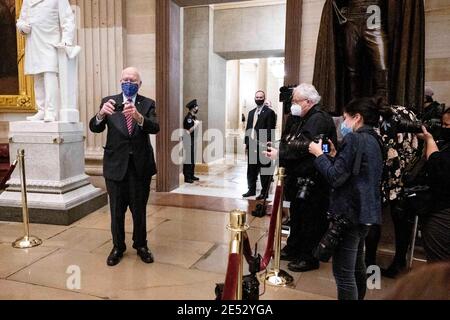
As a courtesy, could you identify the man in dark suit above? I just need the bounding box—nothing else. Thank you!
[89,67,160,267]
[243,90,277,200]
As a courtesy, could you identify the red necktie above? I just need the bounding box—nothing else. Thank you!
[125,98,134,136]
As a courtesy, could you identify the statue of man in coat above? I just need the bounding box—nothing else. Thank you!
[313,0,425,114]
[17,0,77,122]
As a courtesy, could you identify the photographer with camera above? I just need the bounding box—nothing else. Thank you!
[308,98,383,300]
[420,87,445,123]
[264,83,337,273]
[416,109,450,262]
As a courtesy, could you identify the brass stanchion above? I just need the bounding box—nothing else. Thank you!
[12,149,42,249]
[264,167,294,287]
[226,210,249,300]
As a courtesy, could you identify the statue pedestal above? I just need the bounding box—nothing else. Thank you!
[0,122,107,225]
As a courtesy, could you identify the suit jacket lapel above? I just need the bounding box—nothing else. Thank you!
[131,95,149,136]
[255,106,267,128]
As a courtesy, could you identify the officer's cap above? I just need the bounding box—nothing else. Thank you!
[186,99,198,110]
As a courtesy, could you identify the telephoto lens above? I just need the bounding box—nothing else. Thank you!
[314,215,352,262]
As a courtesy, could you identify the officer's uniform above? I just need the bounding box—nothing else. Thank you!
[183,100,199,182]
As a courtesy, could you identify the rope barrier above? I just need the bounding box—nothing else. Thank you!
[0,160,18,190]
[221,253,242,300]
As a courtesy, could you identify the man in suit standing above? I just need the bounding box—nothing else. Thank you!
[243,90,277,200]
[89,67,160,267]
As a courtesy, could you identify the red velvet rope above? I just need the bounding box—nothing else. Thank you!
[0,162,17,190]
[242,232,254,264]
[222,253,241,300]
[260,184,283,270]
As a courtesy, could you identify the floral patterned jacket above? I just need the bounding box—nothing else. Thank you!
[378,106,420,202]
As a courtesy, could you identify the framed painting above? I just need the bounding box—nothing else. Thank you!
[0,0,35,112]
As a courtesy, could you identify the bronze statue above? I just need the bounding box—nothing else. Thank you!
[313,0,425,114]
[341,0,389,104]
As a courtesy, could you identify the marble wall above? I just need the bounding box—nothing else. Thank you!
[424,0,450,106]
[213,4,286,59]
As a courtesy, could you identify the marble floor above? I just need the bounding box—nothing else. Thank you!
[172,154,276,200]
[0,191,427,300]
[0,155,431,300]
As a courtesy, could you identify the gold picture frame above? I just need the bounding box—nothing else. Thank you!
[0,0,35,113]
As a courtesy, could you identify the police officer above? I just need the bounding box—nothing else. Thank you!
[183,99,200,183]
[265,84,337,272]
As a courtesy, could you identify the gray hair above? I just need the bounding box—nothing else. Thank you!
[295,83,322,105]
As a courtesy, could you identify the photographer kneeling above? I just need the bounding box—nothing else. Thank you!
[416,109,450,262]
[308,98,383,300]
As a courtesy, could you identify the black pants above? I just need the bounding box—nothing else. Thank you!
[286,196,329,261]
[364,200,413,266]
[183,135,195,179]
[105,156,150,252]
[246,149,273,195]
[422,207,450,262]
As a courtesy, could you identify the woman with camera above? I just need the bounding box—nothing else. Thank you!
[416,109,450,262]
[308,98,384,300]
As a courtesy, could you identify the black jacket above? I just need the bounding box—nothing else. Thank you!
[89,94,160,182]
[279,105,337,179]
[244,105,277,148]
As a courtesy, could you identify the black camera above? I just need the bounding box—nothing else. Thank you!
[115,102,124,113]
[279,85,297,115]
[288,134,330,156]
[382,114,441,134]
[215,252,261,301]
[296,177,315,200]
[396,185,432,218]
[215,274,260,301]
[314,214,352,262]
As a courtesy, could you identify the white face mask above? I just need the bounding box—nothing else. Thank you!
[291,104,302,117]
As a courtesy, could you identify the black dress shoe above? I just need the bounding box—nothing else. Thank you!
[107,247,124,267]
[280,247,297,261]
[184,178,194,184]
[137,247,154,264]
[192,176,200,181]
[288,259,320,272]
[242,191,256,198]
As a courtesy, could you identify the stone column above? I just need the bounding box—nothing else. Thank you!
[284,0,303,86]
[72,0,127,176]
[155,0,181,192]
[183,6,226,170]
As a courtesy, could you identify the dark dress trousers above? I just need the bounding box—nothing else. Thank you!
[89,93,160,252]
[244,105,277,195]
[183,112,197,179]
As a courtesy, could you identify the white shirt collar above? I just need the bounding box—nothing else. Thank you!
[123,94,137,104]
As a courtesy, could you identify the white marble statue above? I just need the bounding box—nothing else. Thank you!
[17,0,79,122]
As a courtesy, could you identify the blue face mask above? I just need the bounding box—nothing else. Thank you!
[122,82,139,98]
[340,121,353,137]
